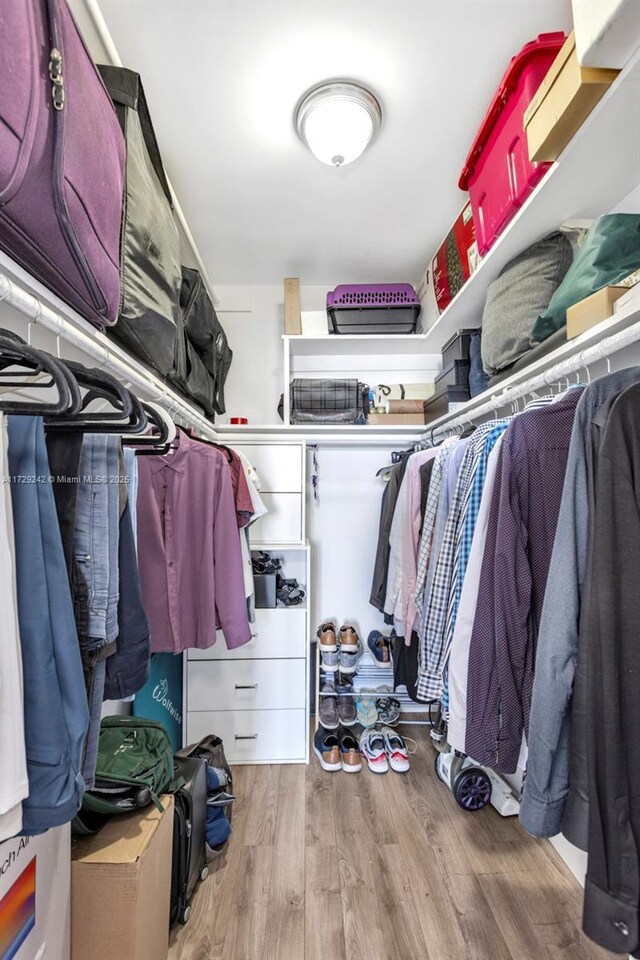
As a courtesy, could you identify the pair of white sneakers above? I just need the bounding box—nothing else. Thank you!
[358,726,411,774]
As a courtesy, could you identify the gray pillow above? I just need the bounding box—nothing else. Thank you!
[480,231,573,376]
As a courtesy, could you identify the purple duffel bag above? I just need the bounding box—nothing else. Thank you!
[0,0,125,328]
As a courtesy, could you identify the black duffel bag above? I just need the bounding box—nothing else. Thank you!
[177,268,233,416]
[98,66,183,379]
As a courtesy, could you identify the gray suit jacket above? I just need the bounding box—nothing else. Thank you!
[520,368,640,845]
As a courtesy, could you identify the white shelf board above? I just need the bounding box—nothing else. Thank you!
[215,423,426,436]
[250,541,310,550]
[284,333,437,358]
[421,45,640,353]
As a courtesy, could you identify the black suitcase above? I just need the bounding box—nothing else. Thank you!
[170,755,209,925]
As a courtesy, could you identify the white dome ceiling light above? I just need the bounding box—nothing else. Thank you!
[294,80,382,168]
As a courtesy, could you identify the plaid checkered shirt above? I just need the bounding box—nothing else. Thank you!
[414,442,454,623]
[417,422,505,702]
[440,421,511,715]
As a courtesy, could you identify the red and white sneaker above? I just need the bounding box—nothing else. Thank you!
[380,726,410,773]
[358,729,389,774]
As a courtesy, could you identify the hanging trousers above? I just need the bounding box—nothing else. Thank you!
[7,416,89,834]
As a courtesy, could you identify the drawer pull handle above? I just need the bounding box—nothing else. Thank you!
[235,734,258,740]
[235,683,259,689]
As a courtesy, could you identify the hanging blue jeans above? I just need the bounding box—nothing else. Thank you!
[73,434,121,788]
[7,416,89,834]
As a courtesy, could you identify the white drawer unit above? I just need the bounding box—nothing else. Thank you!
[232,443,303,492]
[189,608,307,660]
[186,709,307,764]
[187,658,306,712]
[183,450,310,765]
[250,492,303,543]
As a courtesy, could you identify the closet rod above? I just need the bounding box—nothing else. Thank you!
[83,0,220,310]
[423,311,640,443]
[0,271,219,441]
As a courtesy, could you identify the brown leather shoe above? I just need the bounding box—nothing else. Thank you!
[338,730,362,773]
[314,730,341,771]
[317,621,337,652]
[339,624,359,652]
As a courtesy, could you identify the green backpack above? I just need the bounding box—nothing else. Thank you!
[73,716,177,835]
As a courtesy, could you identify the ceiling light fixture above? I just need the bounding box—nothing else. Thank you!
[294,80,382,168]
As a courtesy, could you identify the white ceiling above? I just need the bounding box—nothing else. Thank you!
[97,0,572,286]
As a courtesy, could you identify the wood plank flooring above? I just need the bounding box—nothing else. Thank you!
[168,729,623,960]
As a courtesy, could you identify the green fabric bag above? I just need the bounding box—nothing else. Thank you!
[73,716,177,835]
[532,214,640,343]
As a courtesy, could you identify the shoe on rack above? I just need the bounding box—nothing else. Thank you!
[313,727,342,772]
[367,630,393,668]
[380,726,410,773]
[338,727,362,773]
[317,622,338,652]
[376,685,401,725]
[318,681,339,730]
[354,689,378,727]
[359,728,389,774]
[339,639,364,675]
[335,677,357,727]
[320,648,339,673]
[338,624,360,652]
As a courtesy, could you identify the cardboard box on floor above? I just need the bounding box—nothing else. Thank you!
[71,796,174,960]
[524,31,619,163]
[566,285,628,339]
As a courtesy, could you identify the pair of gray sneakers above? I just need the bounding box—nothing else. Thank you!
[319,675,356,728]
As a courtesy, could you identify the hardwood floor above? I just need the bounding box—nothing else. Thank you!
[169,728,622,960]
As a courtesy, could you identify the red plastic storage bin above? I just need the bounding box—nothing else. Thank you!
[459,33,565,257]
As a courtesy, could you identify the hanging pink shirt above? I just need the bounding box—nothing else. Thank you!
[137,430,251,653]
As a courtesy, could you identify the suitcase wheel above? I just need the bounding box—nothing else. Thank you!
[200,866,210,882]
[178,903,192,925]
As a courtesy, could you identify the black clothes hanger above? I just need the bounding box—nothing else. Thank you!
[0,332,77,415]
[127,401,174,455]
[46,363,148,435]
[0,329,84,415]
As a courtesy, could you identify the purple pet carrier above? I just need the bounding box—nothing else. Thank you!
[326,284,421,334]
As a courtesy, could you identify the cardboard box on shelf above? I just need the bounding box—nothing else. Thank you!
[614,283,640,315]
[566,285,628,338]
[374,383,435,406]
[368,412,426,425]
[71,797,174,960]
[524,32,619,163]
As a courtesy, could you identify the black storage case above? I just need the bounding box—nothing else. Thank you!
[435,359,471,389]
[327,305,420,335]
[441,328,478,368]
[424,385,471,421]
[170,755,209,925]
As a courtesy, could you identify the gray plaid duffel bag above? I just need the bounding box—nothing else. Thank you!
[290,379,370,424]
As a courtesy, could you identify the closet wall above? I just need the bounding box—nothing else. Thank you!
[305,445,395,640]
[216,284,328,424]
